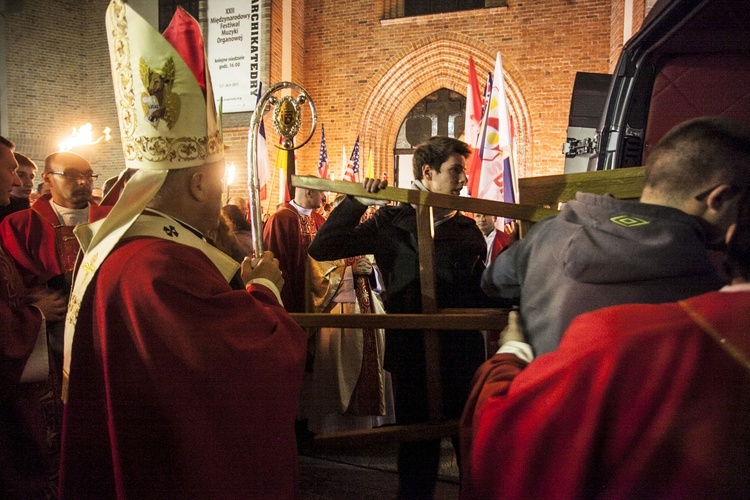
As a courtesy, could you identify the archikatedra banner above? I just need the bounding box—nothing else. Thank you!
[207,0,262,113]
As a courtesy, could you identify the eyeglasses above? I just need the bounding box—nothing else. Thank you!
[48,171,99,182]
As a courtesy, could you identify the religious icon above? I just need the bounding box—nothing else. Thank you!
[273,96,302,146]
[139,57,181,129]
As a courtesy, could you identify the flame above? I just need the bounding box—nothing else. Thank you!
[58,123,112,151]
[226,162,236,186]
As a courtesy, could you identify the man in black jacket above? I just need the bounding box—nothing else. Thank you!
[309,135,500,499]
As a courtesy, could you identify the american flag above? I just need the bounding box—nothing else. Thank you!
[343,135,360,182]
[317,124,330,179]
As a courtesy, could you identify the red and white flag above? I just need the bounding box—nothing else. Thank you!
[342,136,361,182]
[464,56,483,150]
[467,70,492,197]
[256,119,270,200]
[248,84,271,202]
[474,52,516,207]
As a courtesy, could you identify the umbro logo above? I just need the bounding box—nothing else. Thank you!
[610,215,649,227]
[163,225,179,237]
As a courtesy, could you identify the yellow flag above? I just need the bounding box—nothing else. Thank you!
[366,148,375,178]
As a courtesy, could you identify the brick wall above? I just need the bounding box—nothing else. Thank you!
[1,0,650,202]
[296,0,614,181]
[610,0,625,72]
[2,0,121,186]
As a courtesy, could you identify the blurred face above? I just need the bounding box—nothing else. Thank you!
[44,153,95,209]
[709,186,748,247]
[474,213,497,236]
[202,160,227,234]
[308,189,324,210]
[422,153,467,196]
[296,188,323,210]
[0,145,21,206]
[12,164,37,199]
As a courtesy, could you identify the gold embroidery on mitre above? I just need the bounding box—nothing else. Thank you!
[110,2,136,138]
[107,0,223,166]
[139,57,180,129]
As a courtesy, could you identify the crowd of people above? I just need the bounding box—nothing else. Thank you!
[2,1,749,499]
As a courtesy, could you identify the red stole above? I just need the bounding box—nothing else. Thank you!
[342,257,382,416]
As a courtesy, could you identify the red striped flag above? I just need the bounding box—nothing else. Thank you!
[343,136,361,182]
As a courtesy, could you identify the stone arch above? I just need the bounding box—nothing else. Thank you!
[355,33,532,180]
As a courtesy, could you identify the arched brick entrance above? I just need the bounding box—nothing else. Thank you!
[355,33,532,180]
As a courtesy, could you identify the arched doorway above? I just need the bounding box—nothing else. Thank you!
[353,35,532,185]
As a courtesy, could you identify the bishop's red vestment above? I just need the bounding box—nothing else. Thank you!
[59,232,308,499]
[461,289,750,499]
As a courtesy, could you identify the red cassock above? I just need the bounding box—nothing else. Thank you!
[488,230,511,265]
[59,237,308,499]
[0,246,48,496]
[262,203,326,313]
[461,290,750,499]
[0,195,109,289]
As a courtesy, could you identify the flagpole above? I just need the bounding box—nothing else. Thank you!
[266,160,278,216]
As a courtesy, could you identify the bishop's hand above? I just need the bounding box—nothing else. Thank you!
[242,250,284,291]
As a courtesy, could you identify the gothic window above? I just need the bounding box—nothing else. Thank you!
[396,88,466,149]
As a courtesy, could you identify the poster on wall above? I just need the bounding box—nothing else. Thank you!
[207,0,262,113]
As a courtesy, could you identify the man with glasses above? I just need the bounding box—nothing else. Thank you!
[481,116,750,357]
[0,151,107,291]
[0,150,108,414]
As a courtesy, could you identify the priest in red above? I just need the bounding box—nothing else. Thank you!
[473,213,511,265]
[0,151,107,291]
[461,188,750,498]
[0,135,67,498]
[59,3,307,498]
[263,183,326,312]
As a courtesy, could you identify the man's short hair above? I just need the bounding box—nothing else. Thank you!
[725,186,750,280]
[0,135,14,150]
[14,152,37,169]
[412,136,471,180]
[44,150,91,173]
[644,116,750,200]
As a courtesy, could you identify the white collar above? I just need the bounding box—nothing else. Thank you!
[50,200,89,225]
[290,200,313,216]
[51,200,88,214]
[720,282,750,292]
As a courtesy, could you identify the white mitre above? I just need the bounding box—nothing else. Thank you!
[63,0,224,401]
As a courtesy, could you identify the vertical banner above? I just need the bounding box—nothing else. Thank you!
[207,0,262,113]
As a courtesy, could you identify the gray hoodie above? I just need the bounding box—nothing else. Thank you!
[482,192,726,355]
